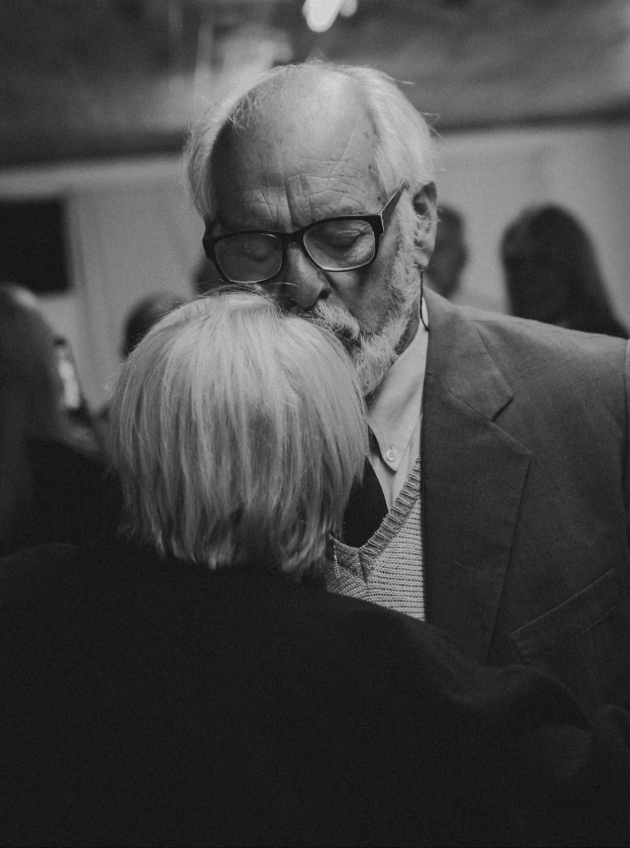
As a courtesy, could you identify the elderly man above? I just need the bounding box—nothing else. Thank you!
[186,62,630,717]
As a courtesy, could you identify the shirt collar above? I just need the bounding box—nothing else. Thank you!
[366,302,429,472]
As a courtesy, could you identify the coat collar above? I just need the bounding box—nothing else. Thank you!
[423,288,513,421]
[421,290,531,663]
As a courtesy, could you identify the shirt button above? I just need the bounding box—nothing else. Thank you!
[385,448,397,462]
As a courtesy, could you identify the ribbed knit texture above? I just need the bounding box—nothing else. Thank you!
[326,457,424,620]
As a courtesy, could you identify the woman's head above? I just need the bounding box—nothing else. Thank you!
[109,288,368,576]
[121,291,189,359]
[501,205,613,326]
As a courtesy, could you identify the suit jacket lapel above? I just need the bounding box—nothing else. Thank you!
[422,291,531,663]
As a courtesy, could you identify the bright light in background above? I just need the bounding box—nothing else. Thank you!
[303,0,357,34]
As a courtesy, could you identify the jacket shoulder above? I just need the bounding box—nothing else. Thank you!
[470,307,625,355]
[459,306,628,387]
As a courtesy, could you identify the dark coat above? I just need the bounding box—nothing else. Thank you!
[418,290,630,716]
[1,540,630,847]
[1,438,122,558]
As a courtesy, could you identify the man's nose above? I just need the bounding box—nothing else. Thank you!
[280,243,330,309]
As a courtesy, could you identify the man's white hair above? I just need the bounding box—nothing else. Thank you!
[108,289,368,576]
[185,61,436,221]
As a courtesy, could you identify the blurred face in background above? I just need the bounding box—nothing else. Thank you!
[427,216,467,301]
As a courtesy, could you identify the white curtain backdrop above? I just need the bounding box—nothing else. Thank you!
[67,175,203,407]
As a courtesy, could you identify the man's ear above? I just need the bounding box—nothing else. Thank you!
[412,182,437,270]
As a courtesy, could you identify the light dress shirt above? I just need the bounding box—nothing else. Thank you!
[366,302,429,508]
[324,303,430,620]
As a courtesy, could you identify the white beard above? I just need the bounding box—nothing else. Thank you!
[306,241,420,396]
[308,298,406,396]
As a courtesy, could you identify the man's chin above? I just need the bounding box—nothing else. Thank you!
[354,356,394,397]
[351,331,401,396]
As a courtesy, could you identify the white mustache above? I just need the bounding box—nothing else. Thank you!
[311,301,362,342]
[283,298,363,346]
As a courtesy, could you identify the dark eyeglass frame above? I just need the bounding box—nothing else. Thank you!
[202,181,407,285]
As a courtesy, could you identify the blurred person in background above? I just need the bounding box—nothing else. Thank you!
[54,334,103,453]
[120,291,189,359]
[501,204,628,338]
[95,290,188,444]
[0,282,120,556]
[425,204,468,301]
[2,288,630,847]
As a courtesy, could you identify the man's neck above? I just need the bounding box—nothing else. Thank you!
[394,312,420,357]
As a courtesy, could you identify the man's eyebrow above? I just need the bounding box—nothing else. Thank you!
[210,213,252,233]
[205,215,232,234]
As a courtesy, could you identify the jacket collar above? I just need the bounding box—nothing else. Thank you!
[423,288,513,421]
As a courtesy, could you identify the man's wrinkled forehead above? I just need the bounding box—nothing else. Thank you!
[212,74,380,194]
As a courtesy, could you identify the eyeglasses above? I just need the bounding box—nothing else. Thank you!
[202,182,407,285]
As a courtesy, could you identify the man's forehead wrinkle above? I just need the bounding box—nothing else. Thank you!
[214,177,285,231]
[302,176,345,223]
[229,191,285,230]
[306,183,368,218]
[331,115,382,203]
[284,172,375,223]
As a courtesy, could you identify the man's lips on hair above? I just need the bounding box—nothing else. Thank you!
[278,292,365,349]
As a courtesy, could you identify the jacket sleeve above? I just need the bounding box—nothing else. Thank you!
[374,611,630,846]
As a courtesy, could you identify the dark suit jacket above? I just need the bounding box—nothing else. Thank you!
[2,540,630,847]
[420,289,630,716]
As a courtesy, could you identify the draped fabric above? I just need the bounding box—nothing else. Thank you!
[65,178,203,407]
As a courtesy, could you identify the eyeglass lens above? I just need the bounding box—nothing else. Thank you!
[215,233,281,284]
[214,219,376,283]
[305,220,375,270]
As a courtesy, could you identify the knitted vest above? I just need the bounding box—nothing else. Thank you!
[325,457,424,620]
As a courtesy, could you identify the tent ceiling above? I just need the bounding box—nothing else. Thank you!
[2,0,630,166]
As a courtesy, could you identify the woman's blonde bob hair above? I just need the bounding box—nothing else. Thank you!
[109,288,368,576]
